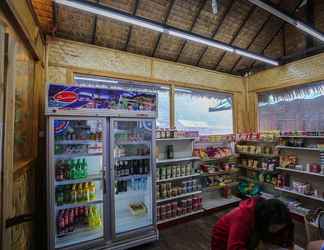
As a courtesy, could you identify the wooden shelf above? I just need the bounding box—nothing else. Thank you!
[275,187,324,202]
[277,167,324,177]
[157,209,204,225]
[276,146,320,151]
[157,191,202,203]
[156,173,201,183]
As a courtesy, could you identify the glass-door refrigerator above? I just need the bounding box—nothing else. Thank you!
[46,83,158,250]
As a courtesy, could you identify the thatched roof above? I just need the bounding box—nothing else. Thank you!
[31,0,324,75]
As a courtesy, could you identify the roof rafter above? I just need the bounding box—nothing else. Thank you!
[248,0,304,70]
[213,4,256,70]
[151,0,176,57]
[124,0,140,51]
[195,0,235,66]
[175,0,207,62]
[91,0,100,44]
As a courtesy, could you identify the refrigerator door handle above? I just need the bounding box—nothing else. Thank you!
[102,169,107,194]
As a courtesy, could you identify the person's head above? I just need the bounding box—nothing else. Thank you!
[255,199,292,242]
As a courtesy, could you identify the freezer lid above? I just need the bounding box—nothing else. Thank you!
[45,83,157,118]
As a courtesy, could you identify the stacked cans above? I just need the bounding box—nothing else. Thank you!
[157,163,193,181]
[320,150,324,169]
[156,180,201,200]
[157,195,203,222]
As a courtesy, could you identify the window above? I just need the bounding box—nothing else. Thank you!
[258,81,324,131]
[174,88,233,135]
[74,75,170,128]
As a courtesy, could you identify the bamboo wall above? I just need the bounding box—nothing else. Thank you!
[0,1,45,250]
[246,52,324,131]
[47,37,247,132]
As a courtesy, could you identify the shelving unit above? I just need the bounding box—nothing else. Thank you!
[55,174,102,186]
[156,133,202,224]
[276,134,324,217]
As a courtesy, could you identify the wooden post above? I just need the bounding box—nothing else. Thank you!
[2,33,16,250]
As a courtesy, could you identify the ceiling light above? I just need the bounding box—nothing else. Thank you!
[296,22,324,42]
[167,29,234,53]
[75,76,119,84]
[235,49,279,66]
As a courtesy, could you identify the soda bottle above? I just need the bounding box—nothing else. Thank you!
[74,207,79,225]
[81,159,88,178]
[89,182,96,200]
[63,185,71,204]
[77,183,84,202]
[75,159,81,179]
[63,209,69,233]
[56,187,64,206]
[68,209,75,232]
[92,207,102,228]
[84,182,90,201]
[84,206,89,225]
[57,210,65,235]
[71,184,77,203]
[69,160,77,179]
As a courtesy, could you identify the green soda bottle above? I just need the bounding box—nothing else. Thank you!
[81,158,88,178]
[70,159,77,179]
[75,159,81,179]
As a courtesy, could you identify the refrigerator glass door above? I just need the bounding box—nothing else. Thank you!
[111,119,154,235]
[50,118,106,249]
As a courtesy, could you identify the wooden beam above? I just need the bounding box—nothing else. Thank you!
[2,33,16,250]
[151,0,176,57]
[282,24,286,56]
[195,0,235,66]
[91,0,100,44]
[124,0,140,51]
[52,1,59,35]
[0,25,4,250]
[214,4,256,70]
[175,0,207,62]
[248,0,304,70]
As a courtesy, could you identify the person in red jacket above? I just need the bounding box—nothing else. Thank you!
[211,198,294,250]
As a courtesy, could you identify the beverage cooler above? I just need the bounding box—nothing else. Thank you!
[46,84,158,250]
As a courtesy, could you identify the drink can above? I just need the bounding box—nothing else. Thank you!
[177,207,182,216]
[180,199,186,208]
[167,166,172,179]
[181,165,186,176]
[171,187,177,197]
[161,183,166,192]
[157,206,161,221]
[161,205,166,214]
[161,167,166,180]
[166,203,171,213]
[166,182,172,191]
[198,196,203,208]
[186,164,192,176]
[176,166,181,177]
[166,210,172,219]
[172,208,177,217]
[172,166,177,178]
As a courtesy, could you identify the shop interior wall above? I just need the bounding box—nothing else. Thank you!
[246,52,324,131]
[46,37,247,133]
[0,1,45,250]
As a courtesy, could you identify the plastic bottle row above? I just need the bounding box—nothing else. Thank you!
[55,159,89,181]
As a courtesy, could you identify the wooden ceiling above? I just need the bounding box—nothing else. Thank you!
[31,0,324,75]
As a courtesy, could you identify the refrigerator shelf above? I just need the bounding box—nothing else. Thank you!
[157,191,202,203]
[54,152,103,160]
[56,199,103,210]
[55,174,102,186]
[55,140,103,145]
[115,174,149,181]
[115,155,150,161]
[156,173,201,183]
[56,227,103,249]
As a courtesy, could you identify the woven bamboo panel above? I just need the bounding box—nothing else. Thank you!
[127,0,169,56]
[178,0,231,65]
[154,0,202,60]
[95,0,133,49]
[199,1,253,69]
[216,7,271,72]
[57,4,95,43]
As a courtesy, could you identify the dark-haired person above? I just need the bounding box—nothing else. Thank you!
[211,198,294,250]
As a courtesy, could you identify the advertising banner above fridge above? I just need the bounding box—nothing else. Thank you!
[46,83,157,118]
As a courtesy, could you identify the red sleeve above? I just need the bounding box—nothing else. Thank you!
[227,222,251,250]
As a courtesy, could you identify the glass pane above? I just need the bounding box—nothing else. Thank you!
[53,119,104,248]
[112,120,153,234]
[258,82,324,131]
[175,88,233,135]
